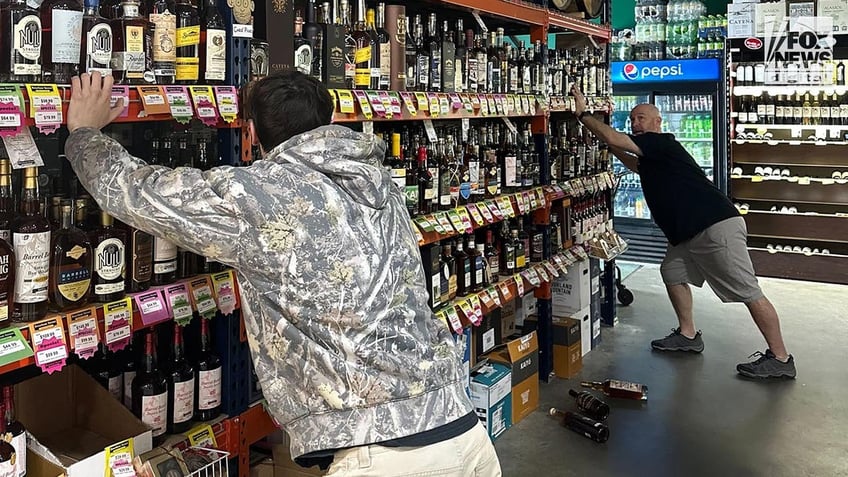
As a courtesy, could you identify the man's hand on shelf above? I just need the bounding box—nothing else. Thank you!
[572,84,587,116]
[67,72,125,133]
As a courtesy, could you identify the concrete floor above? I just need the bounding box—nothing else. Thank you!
[494,264,848,477]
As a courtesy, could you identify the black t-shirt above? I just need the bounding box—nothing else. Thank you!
[629,132,738,246]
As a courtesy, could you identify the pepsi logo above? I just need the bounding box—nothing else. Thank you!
[745,37,763,50]
[623,63,639,80]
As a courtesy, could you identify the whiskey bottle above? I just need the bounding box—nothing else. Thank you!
[467,237,483,292]
[91,342,124,401]
[365,8,381,89]
[12,168,51,322]
[581,379,648,401]
[340,0,355,89]
[80,0,113,75]
[1,0,42,82]
[320,1,345,88]
[440,20,454,93]
[512,228,526,272]
[465,30,477,92]
[91,212,126,302]
[452,239,470,296]
[167,322,195,434]
[2,386,24,477]
[568,389,610,421]
[351,0,373,89]
[549,407,610,443]
[125,225,153,292]
[486,30,500,94]
[152,236,177,285]
[453,20,465,92]
[384,4,404,90]
[200,0,225,83]
[303,0,322,80]
[403,15,416,91]
[425,13,441,92]
[374,3,390,90]
[0,161,12,243]
[413,17,428,92]
[49,203,93,311]
[174,0,199,84]
[0,163,13,328]
[293,14,313,76]
[132,330,168,442]
[484,230,498,284]
[110,0,150,84]
[441,242,456,301]
[42,0,84,83]
[195,318,221,421]
[416,145,434,215]
[473,33,487,93]
[147,0,176,84]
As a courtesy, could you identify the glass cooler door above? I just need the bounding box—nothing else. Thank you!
[611,94,651,221]
[655,93,715,183]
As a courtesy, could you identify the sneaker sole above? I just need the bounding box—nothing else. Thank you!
[651,344,704,353]
[736,368,796,379]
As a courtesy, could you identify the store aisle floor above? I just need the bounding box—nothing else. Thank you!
[494,264,848,477]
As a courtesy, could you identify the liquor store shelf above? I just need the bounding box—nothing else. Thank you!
[732,139,848,146]
[9,84,242,128]
[735,123,848,132]
[733,85,848,97]
[732,174,848,185]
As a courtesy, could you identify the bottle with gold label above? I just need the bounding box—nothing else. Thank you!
[12,168,51,322]
[200,0,225,83]
[49,202,93,312]
[110,0,150,84]
[148,0,177,84]
[174,0,199,84]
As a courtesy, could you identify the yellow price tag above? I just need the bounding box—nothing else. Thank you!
[336,90,355,114]
[187,424,219,448]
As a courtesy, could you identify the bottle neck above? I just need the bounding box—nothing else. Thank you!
[3,387,14,424]
[20,178,40,216]
[173,325,185,361]
[142,333,158,372]
[200,319,212,352]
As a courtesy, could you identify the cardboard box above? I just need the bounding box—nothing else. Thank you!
[500,299,517,334]
[554,342,583,379]
[516,295,537,328]
[28,450,65,477]
[255,432,326,476]
[728,2,756,38]
[469,363,512,441]
[589,258,601,296]
[566,306,591,357]
[19,365,153,477]
[500,306,516,339]
[592,313,602,349]
[472,309,502,359]
[552,260,591,316]
[552,316,582,347]
[486,332,539,425]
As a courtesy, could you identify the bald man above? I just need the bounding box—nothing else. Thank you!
[571,86,795,379]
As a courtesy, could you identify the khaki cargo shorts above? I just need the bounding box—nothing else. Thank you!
[660,216,764,304]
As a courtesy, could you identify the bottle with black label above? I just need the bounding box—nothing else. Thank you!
[452,239,470,296]
[440,19,455,92]
[49,202,93,311]
[0,0,42,82]
[91,212,126,302]
[125,225,153,292]
[293,14,313,76]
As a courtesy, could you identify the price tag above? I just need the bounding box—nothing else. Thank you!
[521,95,531,114]
[386,91,403,116]
[457,299,475,325]
[573,246,589,261]
[399,91,417,116]
[189,86,219,126]
[445,306,463,334]
[110,85,130,118]
[515,192,527,215]
[162,85,193,123]
[455,207,473,233]
[465,203,485,225]
[213,86,239,122]
[471,94,481,109]
[352,90,373,119]
[498,280,513,303]
[497,196,516,218]
[0,85,25,138]
[364,91,387,118]
[479,288,494,309]
[514,274,525,296]
[536,94,548,112]
[423,119,438,143]
[449,93,462,110]
[105,439,135,477]
[429,215,445,234]
[435,309,448,329]
[486,200,503,220]
[523,268,541,287]
[30,317,68,374]
[413,216,436,233]
[412,221,423,243]
[2,127,44,169]
[104,297,133,352]
[468,295,483,325]
[165,283,194,326]
[495,95,506,115]
[479,96,489,116]
[459,93,473,112]
[529,190,539,209]
[479,201,495,222]
[435,212,455,234]
[25,84,62,134]
[507,95,516,114]
[136,86,170,116]
[335,90,355,114]
[189,276,218,319]
[211,270,238,315]
[543,261,560,278]
[413,91,428,112]
[377,91,393,119]
[438,94,450,115]
[187,424,218,448]
[133,289,170,326]
[0,328,33,368]
[68,306,99,360]
[536,265,550,283]
[487,286,502,307]
[487,95,497,115]
[426,93,440,117]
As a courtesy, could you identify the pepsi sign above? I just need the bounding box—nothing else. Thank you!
[611,59,721,84]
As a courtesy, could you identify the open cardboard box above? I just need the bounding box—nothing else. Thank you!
[16,364,153,477]
[27,450,65,477]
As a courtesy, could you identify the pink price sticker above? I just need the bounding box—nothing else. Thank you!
[33,336,68,375]
[34,103,61,134]
[111,86,130,118]
[134,289,171,326]
[0,102,24,137]
[213,86,239,122]
[195,99,219,126]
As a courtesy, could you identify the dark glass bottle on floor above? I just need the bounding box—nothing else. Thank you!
[568,389,610,421]
[41,0,83,83]
[132,330,168,442]
[49,203,93,311]
[0,0,42,82]
[91,342,124,401]
[12,168,51,322]
[581,379,648,401]
[194,318,221,421]
[549,407,609,443]
[167,323,195,434]
[91,212,127,302]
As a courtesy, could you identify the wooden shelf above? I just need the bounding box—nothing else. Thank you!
[731,142,848,166]
[744,212,848,243]
[749,248,848,284]
[548,11,611,40]
[732,177,848,205]
[733,85,848,97]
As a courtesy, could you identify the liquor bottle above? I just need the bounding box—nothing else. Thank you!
[416,145,434,214]
[152,236,177,285]
[91,342,124,401]
[110,0,150,84]
[581,379,648,401]
[0,161,11,243]
[365,8,381,89]
[351,0,373,89]
[200,0,225,83]
[473,33,487,93]
[80,0,113,75]
[464,135,480,200]
[486,30,500,94]
[838,61,846,86]
[0,164,13,328]
[568,389,610,421]
[174,0,199,84]
[340,0,355,89]
[292,14,313,76]
[483,231,499,284]
[530,223,544,263]
[453,20,465,92]
[384,3,404,90]
[437,242,451,304]
[167,323,195,433]
[403,15,416,91]
[49,203,93,311]
[12,168,50,322]
[148,0,176,84]
[374,4,390,90]
[101,0,120,18]
[464,30,476,92]
[195,318,222,421]
[441,241,456,301]
[440,20,455,93]
[122,342,137,409]
[303,0,322,80]
[438,142,453,211]
[452,239,470,296]
[549,408,609,443]
[499,223,515,276]
[133,331,168,441]
[426,13,441,92]
[499,131,520,192]
[125,226,153,292]
[1,0,42,82]
[320,1,345,88]
[466,236,483,292]
[475,242,488,289]
[413,17,428,92]
[512,228,526,272]
[404,142,419,216]
[91,212,126,302]
[41,0,83,83]
[2,386,24,477]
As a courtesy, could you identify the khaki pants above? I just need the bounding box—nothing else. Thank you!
[324,424,502,477]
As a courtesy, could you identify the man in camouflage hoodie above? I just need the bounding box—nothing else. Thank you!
[64,70,502,476]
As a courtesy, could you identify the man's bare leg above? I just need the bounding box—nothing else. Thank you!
[667,283,696,338]
[746,297,789,361]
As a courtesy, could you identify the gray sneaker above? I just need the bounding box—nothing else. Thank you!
[651,328,704,353]
[737,349,796,379]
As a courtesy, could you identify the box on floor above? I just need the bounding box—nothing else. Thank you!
[484,331,539,425]
[469,362,512,441]
[552,260,591,316]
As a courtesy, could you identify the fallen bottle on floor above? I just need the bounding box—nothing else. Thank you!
[549,408,610,443]
[569,389,610,421]
[581,379,649,401]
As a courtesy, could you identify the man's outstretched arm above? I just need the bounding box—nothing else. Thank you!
[572,85,643,158]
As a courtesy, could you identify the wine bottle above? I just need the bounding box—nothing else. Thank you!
[91,342,124,401]
[2,386,24,477]
[581,379,648,401]
[167,323,195,434]
[122,342,136,409]
[549,407,609,443]
[568,389,610,421]
[194,318,221,421]
[132,331,168,441]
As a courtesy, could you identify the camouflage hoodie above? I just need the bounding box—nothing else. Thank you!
[65,125,473,458]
